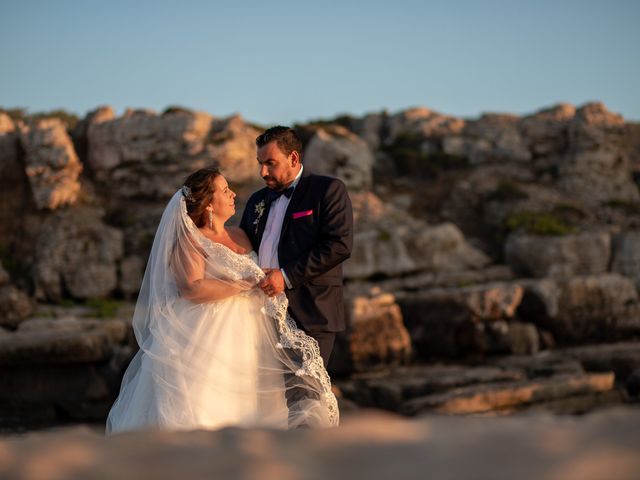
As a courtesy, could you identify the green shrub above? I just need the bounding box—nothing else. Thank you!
[378,229,392,242]
[86,298,121,318]
[486,181,529,202]
[506,211,576,236]
[552,203,587,218]
[162,105,192,115]
[602,199,640,215]
[57,298,77,308]
[382,134,468,178]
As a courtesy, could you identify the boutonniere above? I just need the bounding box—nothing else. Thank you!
[253,199,266,234]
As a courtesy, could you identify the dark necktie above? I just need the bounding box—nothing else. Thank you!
[267,186,294,203]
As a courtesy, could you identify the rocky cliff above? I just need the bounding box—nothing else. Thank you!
[0,102,639,427]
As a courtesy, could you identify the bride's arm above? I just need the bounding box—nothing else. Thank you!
[173,241,249,304]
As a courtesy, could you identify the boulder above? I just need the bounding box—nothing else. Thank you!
[554,342,640,383]
[16,317,127,344]
[18,118,82,209]
[555,274,640,342]
[557,103,638,205]
[303,126,374,191]
[401,372,614,415]
[337,364,523,411]
[205,114,263,184]
[518,103,575,156]
[346,193,490,279]
[351,265,515,294]
[118,255,145,297]
[32,207,124,301]
[488,352,585,378]
[569,102,626,150]
[86,107,218,199]
[386,107,465,144]
[398,282,525,358]
[0,285,33,329]
[409,282,523,320]
[447,113,531,163]
[505,231,611,278]
[351,112,385,150]
[611,231,640,289]
[331,291,411,374]
[347,222,490,279]
[520,275,640,343]
[481,183,586,232]
[0,318,127,365]
[0,113,31,244]
[558,149,639,206]
[442,135,493,164]
[504,322,540,355]
[398,291,476,358]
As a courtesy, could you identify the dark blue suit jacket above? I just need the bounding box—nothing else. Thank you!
[239,170,353,332]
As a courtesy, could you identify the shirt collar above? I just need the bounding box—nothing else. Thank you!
[289,165,304,189]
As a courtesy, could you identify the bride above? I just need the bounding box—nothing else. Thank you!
[106,168,338,433]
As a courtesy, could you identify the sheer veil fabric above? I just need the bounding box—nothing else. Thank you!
[106,190,338,434]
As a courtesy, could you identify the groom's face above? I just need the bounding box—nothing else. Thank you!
[257,141,300,191]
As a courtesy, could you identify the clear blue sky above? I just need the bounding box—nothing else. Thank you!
[1,0,639,125]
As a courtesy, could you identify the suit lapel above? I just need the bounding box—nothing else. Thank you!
[254,191,272,249]
[280,171,311,240]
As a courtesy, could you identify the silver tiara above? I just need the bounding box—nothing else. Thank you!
[181,185,194,201]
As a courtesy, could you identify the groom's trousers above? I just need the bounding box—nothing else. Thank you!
[305,330,336,368]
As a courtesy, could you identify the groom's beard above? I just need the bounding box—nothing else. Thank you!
[263,177,289,191]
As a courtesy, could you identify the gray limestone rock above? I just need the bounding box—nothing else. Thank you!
[505,231,611,279]
[19,118,82,209]
[32,207,124,301]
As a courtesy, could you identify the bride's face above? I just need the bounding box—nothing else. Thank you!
[208,175,236,219]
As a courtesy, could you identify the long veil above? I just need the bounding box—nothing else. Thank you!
[106,190,338,433]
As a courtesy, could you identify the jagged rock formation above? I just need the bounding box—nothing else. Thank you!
[18,118,82,210]
[0,100,639,427]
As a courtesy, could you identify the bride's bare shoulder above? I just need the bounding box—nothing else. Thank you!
[226,227,253,253]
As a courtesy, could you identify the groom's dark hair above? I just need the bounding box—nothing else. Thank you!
[256,126,302,160]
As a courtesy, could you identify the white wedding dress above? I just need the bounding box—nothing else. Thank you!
[106,191,338,434]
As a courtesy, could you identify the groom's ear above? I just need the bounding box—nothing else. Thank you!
[289,150,300,167]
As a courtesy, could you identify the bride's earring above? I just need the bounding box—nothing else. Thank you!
[209,210,213,229]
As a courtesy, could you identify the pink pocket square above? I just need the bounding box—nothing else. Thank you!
[292,210,313,219]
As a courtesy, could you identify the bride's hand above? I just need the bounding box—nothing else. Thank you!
[259,269,285,297]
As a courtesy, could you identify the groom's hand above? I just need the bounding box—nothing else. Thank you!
[259,269,285,297]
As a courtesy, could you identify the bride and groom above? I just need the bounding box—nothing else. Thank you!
[106,126,354,433]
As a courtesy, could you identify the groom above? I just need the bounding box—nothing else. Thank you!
[239,126,353,367]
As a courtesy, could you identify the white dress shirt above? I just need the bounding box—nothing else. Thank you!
[258,166,304,289]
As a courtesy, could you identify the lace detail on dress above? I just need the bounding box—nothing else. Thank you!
[264,294,339,426]
[179,197,339,427]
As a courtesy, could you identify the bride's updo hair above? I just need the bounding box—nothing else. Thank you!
[182,167,221,227]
